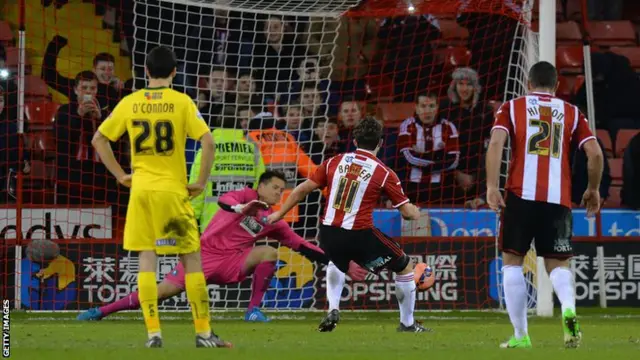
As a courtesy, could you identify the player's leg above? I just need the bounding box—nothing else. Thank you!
[537,205,581,348]
[138,250,162,344]
[499,194,534,349]
[240,245,277,322]
[155,192,231,348]
[355,227,428,333]
[122,190,163,346]
[317,225,351,332]
[78,266,186,320]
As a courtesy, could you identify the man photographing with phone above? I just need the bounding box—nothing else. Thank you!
[54,71,127,205]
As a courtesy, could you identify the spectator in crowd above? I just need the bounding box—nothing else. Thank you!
[0,45,21,203]
[398,92,460,205]
[308,117,339,165]
[181,0,238,88]
[376,15,442,101]
[54,71,124,204]
[440,67,494,201]
[457,5,519,101]
[573,52,640,139]
[236,106,256,132]
[571,138,611,207]
[234,70,256,105]
[251,15,307,97]
[588,0,623,20]
[280,100,311,146]
[337,96,363,153]
[41,36,124,111]
[300,81,325,118]
[197,65,234,126]
[622,132,640,209]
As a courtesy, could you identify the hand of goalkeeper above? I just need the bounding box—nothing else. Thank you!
[240,200,270,217]
[347,261,369,281]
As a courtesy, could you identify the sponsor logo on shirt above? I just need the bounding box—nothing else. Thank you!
[239,216,264,237]
[156,238,177,247]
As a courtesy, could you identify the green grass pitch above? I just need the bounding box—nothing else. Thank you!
[8,308,640,360]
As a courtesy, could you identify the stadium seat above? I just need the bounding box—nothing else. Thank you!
[604,186,622,208]
[25,131,55,161]
[609,47,640,72]
[596,129,613,158]
[433,46,472,69]
[0,21,12,45]
[615,129,640,157]
[24,75,51,101]
[21,159,56,204]
[25,101,58,131]
[556,21,582,45]
[437,20,469,46]
[556,46,584,73]
[573,74,585,94]
[608,158,623,186]
[378,102,414,125]
[4,46,31,75]
[556,75,574,100]
[587,21,636,47]
[365,74,394,100]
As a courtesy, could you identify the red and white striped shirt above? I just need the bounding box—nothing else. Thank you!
[310,149,409,230]
[492,92,596,208]
[398,117,460,183]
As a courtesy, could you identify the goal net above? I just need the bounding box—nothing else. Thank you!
[0,0,538,312]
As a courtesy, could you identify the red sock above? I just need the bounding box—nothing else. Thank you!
[248,261,276,311]
[100,291,140,316]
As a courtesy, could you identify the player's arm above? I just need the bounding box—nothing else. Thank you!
[188,148,206,221]
[92,104,129,185]
[485,101,512,211]
[384,169,420,220]
[267,158,329,223]
[485,129,507,191]
[185,101,215,197]
[217,188,268,215]
[268,179,320,223]
[575,109,603,215]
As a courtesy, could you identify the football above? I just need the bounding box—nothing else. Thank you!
[414,262,436,290]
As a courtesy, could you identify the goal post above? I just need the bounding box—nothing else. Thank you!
[2,0,546,312]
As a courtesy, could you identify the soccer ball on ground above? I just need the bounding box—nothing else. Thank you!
[414,262,435,290]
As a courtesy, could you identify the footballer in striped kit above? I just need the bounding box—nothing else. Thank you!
[267,117,431,333]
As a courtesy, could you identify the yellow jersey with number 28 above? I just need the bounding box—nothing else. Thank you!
[98,87,210,195]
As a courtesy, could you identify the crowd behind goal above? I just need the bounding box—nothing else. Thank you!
[1,0,639,214]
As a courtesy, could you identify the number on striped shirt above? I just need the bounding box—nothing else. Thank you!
[527,119,563,158]
[333,176,360,213]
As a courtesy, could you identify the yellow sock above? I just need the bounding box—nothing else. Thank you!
[185,272,211,336]
[138,272,161,337]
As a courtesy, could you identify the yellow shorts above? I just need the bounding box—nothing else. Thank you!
[123,189,200,255]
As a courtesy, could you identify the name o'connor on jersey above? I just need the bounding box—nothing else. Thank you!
[337,161,373,182]
[132,103,175,114]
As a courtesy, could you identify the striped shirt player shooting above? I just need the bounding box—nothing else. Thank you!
[91,46,230,349]
[266,117,429,333]
[485,61,604,349]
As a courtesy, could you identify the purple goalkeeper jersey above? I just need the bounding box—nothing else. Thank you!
[200,187,311,254]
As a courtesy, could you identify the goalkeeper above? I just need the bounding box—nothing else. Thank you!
[78,171,367,322]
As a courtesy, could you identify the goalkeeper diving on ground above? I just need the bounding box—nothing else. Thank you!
[78,171,368,322]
